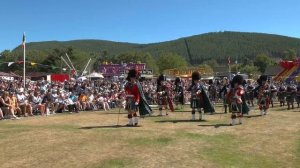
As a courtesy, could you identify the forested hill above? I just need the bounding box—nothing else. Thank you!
[12,31,300,65]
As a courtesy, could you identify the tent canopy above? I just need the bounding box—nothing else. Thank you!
[86,72,104,78]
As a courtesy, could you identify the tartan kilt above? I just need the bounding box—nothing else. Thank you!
[125,98,138,111]
[286,95,295,102]
[158,96,167,105]
[258,97,268,106]
[190,98,204,109]
[231,103,242,113]
[296,96,300,103]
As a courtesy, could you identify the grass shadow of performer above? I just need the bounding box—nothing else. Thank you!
[80,125,142,129]
[156,119,207,123]
[198,123,233,128]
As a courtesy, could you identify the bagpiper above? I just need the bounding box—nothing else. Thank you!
[226,75,249,126]
[219,77,230,113]
[156,74,174,116]
[256,75,270,116]
[245,80,255,107]
[124,69,152,126]
[277,84,286,107]
[208,79,217,106]
[286,83,296,110]
[296,83,300,108]
[188,71,215,120]
[268,79,277,108]
[174,77,185,109]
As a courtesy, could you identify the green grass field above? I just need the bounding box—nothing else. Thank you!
[0,104,299,168]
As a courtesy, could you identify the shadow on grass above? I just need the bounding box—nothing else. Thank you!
[155,119,207,123]
[198,123,233,128]
[244,114,263,118]
[96,112,128,115]
[80,125,142,129]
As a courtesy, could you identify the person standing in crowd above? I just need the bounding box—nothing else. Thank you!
[174,77,184,110]
[124,69,152,126]
[227,75,249,126]
[256,75,270,116]
[188,71,215,120]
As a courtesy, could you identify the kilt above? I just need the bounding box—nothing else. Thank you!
[277,92,285,102]
[174,94,184,105]
[231,103,242,113]
[286,94,294,102]
[258,97,270,109]
[125,97,138,111]
[296,95,300,103]
[246,92,254,100]
[190,97,204,109]
[158,96,167,105]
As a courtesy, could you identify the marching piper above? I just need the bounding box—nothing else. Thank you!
[219,77,230,113]
[156,74,174,116]
[227,75,249,126]
[124,69,152,126]
[286,83,296,110]
[277,84,286,107]
[256,75,270,116]
[174,77,185,110]
[208,79,217,106]
[188,71,214,120]
[296,84,300,108]
[245,80,255,107]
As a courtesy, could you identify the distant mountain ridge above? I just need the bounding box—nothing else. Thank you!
[13,31,300,65]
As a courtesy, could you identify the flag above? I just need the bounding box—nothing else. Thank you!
[71,69,76,75]
[30,62,37,66]
[22,32,26,47]
[227,57,231,65]
[8,62,14,67]
[51,65,58,70]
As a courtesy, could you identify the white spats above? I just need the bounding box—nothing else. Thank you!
[199,111,204,120]
[127,118,133,126]
[133,117,138,126]
[191,114,196,120]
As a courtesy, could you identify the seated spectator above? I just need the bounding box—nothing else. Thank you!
[42,91,54,115]
[78,92,89,110]
[9,92,22,117]
[0,108,4,120]
[30,91,46,116]
[17,90,33,116]
[97,94,110,111]
[0,91,19,119]
[55,93,66,113]
[65,94,78,113]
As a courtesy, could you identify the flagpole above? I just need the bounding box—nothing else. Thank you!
[228,57,231,80]
[23,32,26,89]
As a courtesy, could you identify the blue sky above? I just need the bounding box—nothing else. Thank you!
[0,0,300,51]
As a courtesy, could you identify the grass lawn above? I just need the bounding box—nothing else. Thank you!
[0,103,299,168]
